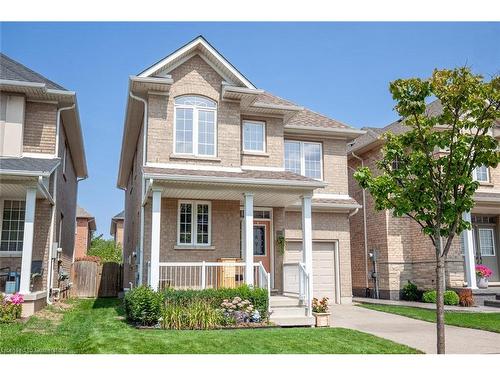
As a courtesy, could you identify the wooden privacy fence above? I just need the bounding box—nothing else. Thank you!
[71,260,123,298]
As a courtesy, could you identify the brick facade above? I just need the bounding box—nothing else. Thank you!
[23,101,57,154]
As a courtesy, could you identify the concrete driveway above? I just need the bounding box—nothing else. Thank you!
[331,304,500,354]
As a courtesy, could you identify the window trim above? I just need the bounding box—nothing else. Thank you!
[472,165,490,183]
[242,120,266,153]
[284,140,323,180]
[477,227,496,257]
[176,200,212,247]
[173,95,218,158]
[0,199,25,256]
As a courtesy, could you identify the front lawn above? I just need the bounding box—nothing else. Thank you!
[359,303,500,333]
[0,298,419,354]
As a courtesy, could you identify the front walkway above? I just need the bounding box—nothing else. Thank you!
[353,297,499,312]
[331,304,500,354]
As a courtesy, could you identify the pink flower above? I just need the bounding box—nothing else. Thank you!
[476,264,493,278]
[9,293,24,305]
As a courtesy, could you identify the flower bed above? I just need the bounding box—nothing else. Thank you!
[124,285,270,330]
[1,293,24,323]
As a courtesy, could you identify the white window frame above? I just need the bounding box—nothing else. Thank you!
[472,165,489,183]
[477,227,496,257]
[173,96,217,157]
[242,120,266,153]
[176,200,212,247]
[0,199,25,257]
[284,140,323,180]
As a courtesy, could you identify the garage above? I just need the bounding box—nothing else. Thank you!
[283,241,339,303]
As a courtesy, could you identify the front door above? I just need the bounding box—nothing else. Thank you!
[253,220,271,273]
[473,224,500,282]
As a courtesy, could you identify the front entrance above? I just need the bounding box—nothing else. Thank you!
[253,220,271,273]
[472,215,500,282]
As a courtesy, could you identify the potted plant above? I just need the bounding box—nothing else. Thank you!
[312,297,330,327]
[476,264,493,289]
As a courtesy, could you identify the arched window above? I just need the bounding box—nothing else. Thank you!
[174,95,217,156]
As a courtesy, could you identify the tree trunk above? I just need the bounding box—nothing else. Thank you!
[436,254,446,354]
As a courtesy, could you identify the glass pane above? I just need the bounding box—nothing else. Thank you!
[243,121,265,152]
[284,141,301,174]
[175,96,216,108]
[196,204,209,244]
[179,203,192,244]
[475,166,488,182]
[253,226,266,256]
[478,228,495,256]
[1,200,25,252]
[303,142,322,179]
[198,110,215,156]
[175,108,193,153]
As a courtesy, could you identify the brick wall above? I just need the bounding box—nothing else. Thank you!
[23,101,57,154]
[74,218,90,259]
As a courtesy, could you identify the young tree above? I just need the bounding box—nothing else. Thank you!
[354,67,499,354]
[88,234,123,264]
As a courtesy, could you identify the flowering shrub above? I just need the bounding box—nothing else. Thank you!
[312,297,329,313]
[220,296,261,323]
[476,264,493,278]
[0,293,23,323]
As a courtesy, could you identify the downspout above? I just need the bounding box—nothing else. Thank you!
[46,104,74,305]
[129,91,147,286]
[350,151,370,293]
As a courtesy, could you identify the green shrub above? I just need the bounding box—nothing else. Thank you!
[123,286,163,326]
[422,290,437,303]
[88,235,122,263]
[161,300,224,330]
[444,290,459,306]
[422,290,460,305]
[401,281,423,301]
[0,302,21,323]
[163,285,269,319]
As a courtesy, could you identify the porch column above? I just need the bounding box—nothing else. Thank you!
[19,187,37,294]
[301,194,313,314]
[150,188,162,291]
[243,193,254,286]
[462,211,477,289]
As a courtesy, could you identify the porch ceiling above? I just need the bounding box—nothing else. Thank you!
[0,177,46,200]
[149,180,314,207]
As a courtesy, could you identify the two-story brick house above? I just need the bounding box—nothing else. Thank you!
[0,53,87,316]
[117,36,364,324]
[347,100,500,300]
[110,210,124,249]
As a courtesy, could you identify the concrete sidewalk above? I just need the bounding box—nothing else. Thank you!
[353,297,499,312]
[330,304,500,354]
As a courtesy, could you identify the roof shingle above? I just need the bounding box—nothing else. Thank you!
[0,157,60,175]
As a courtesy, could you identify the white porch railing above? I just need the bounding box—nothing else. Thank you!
[158,261,271,311]
[283,262,311,315]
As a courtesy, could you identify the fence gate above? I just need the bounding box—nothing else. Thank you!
[72,261,122,298]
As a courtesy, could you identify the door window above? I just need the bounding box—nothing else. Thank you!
[253,225,266,256]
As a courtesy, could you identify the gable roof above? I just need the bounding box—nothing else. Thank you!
[138,35,255,89]
[112,210,125,220]
[76,205,94,219]
[0,53,66,90]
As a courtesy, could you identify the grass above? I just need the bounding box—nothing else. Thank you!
[359,303,500,333]
[0,298,420,354]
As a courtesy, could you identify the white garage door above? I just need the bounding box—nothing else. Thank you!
[284,241,337,302]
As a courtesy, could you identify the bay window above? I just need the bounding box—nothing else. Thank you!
[177,201,211,246]
[174,96,217,157]
[284,140,323,179]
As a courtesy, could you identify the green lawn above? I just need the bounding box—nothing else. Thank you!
[359,303,500,333]
[0,298,419,354]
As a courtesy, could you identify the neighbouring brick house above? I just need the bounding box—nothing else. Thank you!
[117,36,364,325]
[0,53,87,316]
[74,206,96,259]
[347,100,500,299]
[110,210,124,248]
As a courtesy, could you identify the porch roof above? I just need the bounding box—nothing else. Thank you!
[143,166,325,207]
[0,157,60,177]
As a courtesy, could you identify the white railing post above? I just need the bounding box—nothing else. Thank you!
[201,261,206,289]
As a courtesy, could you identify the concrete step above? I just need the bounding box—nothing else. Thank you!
[270,295,302,307]
[271,315,315,327]
[271,306,307,317]
[484,300,500,308]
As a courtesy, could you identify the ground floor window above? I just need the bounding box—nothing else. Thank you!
[0,200,25,252]
[177,201,211,246]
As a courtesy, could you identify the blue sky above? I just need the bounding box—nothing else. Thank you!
[1,22,499,236]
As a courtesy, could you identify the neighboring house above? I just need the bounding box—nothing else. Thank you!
[0,53,87,316]
[110,210,124,248]
[117,36,364,324]
[74,206,96,259]
[347,100,500,300]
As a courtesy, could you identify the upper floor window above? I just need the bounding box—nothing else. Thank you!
[473,165,489,182]
[174,96,217,157]
[242,120,266,153]
[284,140,323,180]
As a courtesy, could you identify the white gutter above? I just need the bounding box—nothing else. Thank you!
[348,207,360,217]
[350,151,369,290]
[0,170,51,177]
[129,91,148,287]
[37,176,55,205]
[285,125,366,139]
[55,104,75,157]
[129,75,174,85]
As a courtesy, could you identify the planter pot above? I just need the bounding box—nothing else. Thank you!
[312,312,330,327]
[477,277,489,289]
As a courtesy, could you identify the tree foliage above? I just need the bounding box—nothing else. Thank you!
[88,234,123,263]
